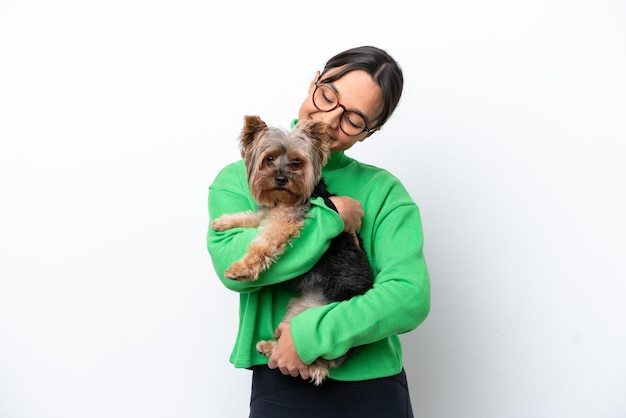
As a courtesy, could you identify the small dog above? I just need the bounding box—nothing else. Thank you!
[211,115,373,385]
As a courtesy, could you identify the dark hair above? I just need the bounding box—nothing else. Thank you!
[320,46,403,129]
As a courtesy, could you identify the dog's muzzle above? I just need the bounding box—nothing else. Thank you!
[274,175,288,187]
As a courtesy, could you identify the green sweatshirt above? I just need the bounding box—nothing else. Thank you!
[207,142,430,381]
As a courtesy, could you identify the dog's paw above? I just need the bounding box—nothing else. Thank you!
[308,362,329,386]
[256,340,277,357]
[224,260,261,282]
[211,217,232,232]
[225,261,260,281]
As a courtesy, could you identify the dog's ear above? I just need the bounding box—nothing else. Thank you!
[302,120,331,153]
[301,120,331,169]
[240,115,267,158]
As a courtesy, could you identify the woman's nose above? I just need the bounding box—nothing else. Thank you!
[320,106,344,129]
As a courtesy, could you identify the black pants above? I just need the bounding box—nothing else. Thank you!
[249,366,414,418]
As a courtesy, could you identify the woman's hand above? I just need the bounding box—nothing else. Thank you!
[268,321,310,380]
[329,196,364,234]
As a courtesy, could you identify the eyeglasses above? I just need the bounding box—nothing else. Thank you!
[312,80,376,136]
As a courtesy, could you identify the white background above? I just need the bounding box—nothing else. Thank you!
[1,0,625,417]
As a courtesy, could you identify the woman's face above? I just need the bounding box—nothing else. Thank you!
[298,69,384,152]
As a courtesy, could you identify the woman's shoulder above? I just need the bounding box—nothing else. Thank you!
[326,156,411,204]
[348,157,405,187]
[210,160,246,187]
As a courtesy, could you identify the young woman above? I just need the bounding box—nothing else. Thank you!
[207,45,430,417]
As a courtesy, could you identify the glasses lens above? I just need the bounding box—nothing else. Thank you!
[313,83,369,136]
[313,85,338,111]
[340,111,367,136]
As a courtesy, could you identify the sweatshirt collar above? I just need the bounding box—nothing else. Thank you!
[324,151,350,171]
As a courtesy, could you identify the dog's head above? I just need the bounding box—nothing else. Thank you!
[239,115,330,207]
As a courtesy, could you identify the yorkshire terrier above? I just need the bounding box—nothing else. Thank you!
[211,115,373,385]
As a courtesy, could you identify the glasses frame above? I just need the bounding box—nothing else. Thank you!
[312,79,377,137]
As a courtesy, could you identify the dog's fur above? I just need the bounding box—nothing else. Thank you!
[211,115,373,385]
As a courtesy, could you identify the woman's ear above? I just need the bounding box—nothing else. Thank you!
[363,127,381,139]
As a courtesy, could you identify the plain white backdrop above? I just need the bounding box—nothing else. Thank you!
[1,0,625,417]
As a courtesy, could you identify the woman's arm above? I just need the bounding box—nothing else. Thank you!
[207,162,345,293]
[289,180,431,363]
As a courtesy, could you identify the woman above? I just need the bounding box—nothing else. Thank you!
[207,45,430,417]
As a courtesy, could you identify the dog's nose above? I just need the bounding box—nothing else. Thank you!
[275,175,288,187]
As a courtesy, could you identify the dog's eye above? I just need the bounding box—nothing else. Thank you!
[265,156,274,165]
[289,159,301,168]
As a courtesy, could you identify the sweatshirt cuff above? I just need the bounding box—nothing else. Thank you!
[323,196,338,212]
[290,306,324,364]
[289,301,342,364]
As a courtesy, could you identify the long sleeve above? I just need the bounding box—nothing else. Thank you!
[207,161,345,293]
[289,163,431,377]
